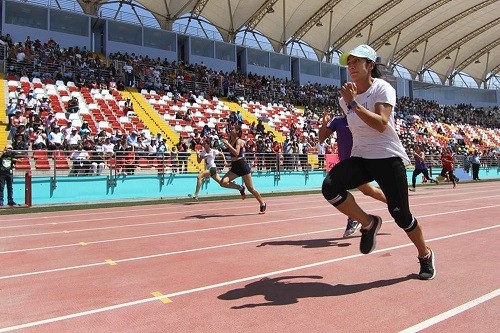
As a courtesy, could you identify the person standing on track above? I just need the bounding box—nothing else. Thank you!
[471,150,481,181]
[409,145,439,191]
[321,44,435,280]
[221,125,267,214]
[189,138,246,201]
[319,109,387,238]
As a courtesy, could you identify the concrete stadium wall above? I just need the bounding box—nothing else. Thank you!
[2,23,92,50]
[412,84,499,108]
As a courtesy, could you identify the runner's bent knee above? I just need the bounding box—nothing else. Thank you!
[322,174,348,207]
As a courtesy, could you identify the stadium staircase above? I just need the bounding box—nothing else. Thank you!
[222,99,285,142]
[122,88,202,172]
[0,74,8,149]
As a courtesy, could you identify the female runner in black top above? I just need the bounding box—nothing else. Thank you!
[221,125,267,214]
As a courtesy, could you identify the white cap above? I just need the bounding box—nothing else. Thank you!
[339,44,377,66]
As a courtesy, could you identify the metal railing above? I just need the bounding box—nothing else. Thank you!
[11,150,500,178]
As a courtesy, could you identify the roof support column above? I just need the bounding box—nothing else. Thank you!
[227,0,235,43]
[326,10,334,62]
[113,2,124,20]
[481,51,490,89]
[367,23,373,44]
[417,39,429,81]
[281,0,286,54]
[388,32,401,68]
[447,47,460,86]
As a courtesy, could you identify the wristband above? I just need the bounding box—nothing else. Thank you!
[347,100,357,110]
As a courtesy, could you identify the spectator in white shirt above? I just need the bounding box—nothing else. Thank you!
[316,139,326,169]
[102,137,115,153]
[60,121,73,138]
[126,130,139,147]
[147,138,158,158]
[66,128,81,149]
[25,93,37,114]
[48,126,65,150]
[16,48,26,63]
[123,63,134,86]
[69,143,90,176]
[32,129,47,150]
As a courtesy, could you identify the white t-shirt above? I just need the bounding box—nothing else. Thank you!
[71,150,89,161]
[16,51,26,62]
[199,149,219,169]
[49,131,65,145]
[102,142,115,153]
[123,64,133,73]
[339,78,410,165]
[316,142,326,154]
[66,133,81,145]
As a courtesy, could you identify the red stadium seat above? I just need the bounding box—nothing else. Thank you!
[33,150,48,160]
[35,159,51,170]
[15,158,31,170]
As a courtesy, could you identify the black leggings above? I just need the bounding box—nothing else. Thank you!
[322,157,416,231]
[411,168,434,188]
[440,168,458,183]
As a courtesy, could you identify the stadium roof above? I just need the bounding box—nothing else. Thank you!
[79,0,500,87]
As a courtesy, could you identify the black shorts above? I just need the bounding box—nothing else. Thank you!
[208,166,217,176]
[228,158,251,177]
[323,156,414,231]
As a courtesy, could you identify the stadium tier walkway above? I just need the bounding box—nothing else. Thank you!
[122,88,202,173]
[0,74,8,149]
[222,99,285,142]
[121,88,179,147]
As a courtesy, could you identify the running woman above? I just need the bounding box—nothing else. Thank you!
[221,125,267,214]
[409,145,439,191]
[440,147,457,188]
[189,138,246,200]
[321,44,435,280]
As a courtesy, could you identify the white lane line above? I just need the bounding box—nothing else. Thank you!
[399,288,500,333]
[2,200,500,255]
[0,196,325,226]
[0,208,342,242]
[0,186,497,227]
[2,193,499,240]
[1,204,500,279]
[0,224,498,332]
[0,213,342,254]
[0,226,341,280]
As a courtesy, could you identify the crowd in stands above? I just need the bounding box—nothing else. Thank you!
[3,34,500,175]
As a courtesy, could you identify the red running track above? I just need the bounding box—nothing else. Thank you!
[0,181,499,332]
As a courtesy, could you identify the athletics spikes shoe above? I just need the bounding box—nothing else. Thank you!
[188,194,199,201]
[343,218,361,238]
[239,185,246,200]
[418,248,436,280]
[359,215,382,254]
[259,203,267,214]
